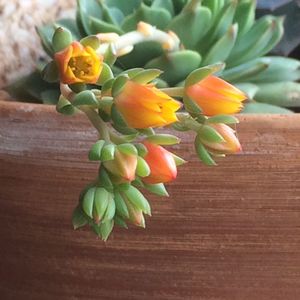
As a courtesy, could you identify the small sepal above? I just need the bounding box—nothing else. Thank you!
[88,140,106,161]
[52,27,73,53]
[72,90,99,107]
[72,205,88,230]
[185,63,224,87]
[144,134,180,145]
[56,95,77,115]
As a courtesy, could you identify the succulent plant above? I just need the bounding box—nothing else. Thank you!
[8,0,300,112]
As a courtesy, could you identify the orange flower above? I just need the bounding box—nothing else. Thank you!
[186,76,247,116]
[202,124,241,154]
[55,41,103,84]
[142,141,177,184]
[104,150,137,182]
[114,81,181,129]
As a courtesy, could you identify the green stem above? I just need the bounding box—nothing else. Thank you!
[80,107,111,142]
[160,87,184,97]
[176,112,202,131]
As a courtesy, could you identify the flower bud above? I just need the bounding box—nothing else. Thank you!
[103,149,137,182]
[142,141,177,184]
[186,76,247,116]
[200,124,242,154]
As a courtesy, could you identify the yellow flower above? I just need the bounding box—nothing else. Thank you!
[55,41,103,84]
[186,76,247,116]
[114,81,181,129]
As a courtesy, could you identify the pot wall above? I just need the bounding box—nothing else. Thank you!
[0,101,300,300]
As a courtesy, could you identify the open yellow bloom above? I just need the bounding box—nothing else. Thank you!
[186,76,247,116]
[55,41,103,84]
[115,81,181,129]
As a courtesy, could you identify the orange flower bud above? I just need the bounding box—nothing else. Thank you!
[186,76,247,116]
[55,41,103,85]
[201,124,242,154]
[142,141,177,184]
[103,149,137,182]
[114,81,181,129]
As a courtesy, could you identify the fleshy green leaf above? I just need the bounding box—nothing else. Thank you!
[88,140,106,161]
[72,205,88,229]
[72,90,99,106]
[136,157,151,177]
[82,187,96,218]
[123,186,151,215]
[144,183,169,197]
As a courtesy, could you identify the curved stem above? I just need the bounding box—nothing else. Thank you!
[176,112,202,132]
[160,87,184,98]
[80,107,111,142]
[97,22,180,57]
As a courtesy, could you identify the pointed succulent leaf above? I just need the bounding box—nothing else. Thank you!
[233,0,256,36]
[69,83,87,93]
[207,115,239,125]
[185,63,225,87]
[117,143,138,156]
[145,134,180,145]
[114,192,130,219]
[121,3,172,31]
[202,23,238,66]
[90,17,124,34]
[198,125,225,143]
[114,215,128,228]
[111,104,128,127]
[105,0,142,16]
[82,187,96,218]
[52,27,73,53]
[167,4,211,49]
[100,144,116,161]
[72,205,88,229]
[144,183,169,197]
[99,220,114,241]
[104,44,117,66]
[97,63,114,85]
[145,50,202,86]
[72,90,99,106]
[102,193,116,222]
[172,154,187,166]
[88,140,106,161]
[131,69,163,84]
[194,137,217,166]
[242,102,293,114]
[136,157,151,177]
[56,95,77,115]
[112,75,129,97]
[93,187,110,222]
[124,186,151,215]
[152,0,175,16]
[121,68,144,78]
[36,24,55,57]
[98,167,114,190]
[134,143,148,157]
[80,35,101,49]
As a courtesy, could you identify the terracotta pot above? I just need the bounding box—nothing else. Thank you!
[1,100,300,299]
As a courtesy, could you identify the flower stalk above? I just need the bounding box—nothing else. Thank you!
[46,20,246,241]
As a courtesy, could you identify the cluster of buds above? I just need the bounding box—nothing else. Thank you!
[44,22,247,240]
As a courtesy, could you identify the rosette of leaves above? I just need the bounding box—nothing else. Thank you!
[8,0,300,113]
[73,0,300,113]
